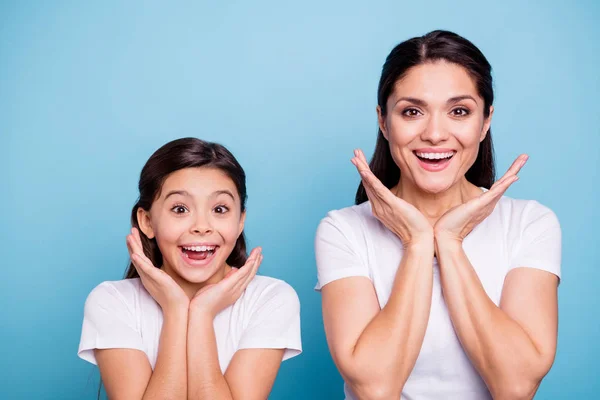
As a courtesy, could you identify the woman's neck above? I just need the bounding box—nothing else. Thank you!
[393,177,482,226]
[162,263,232,300]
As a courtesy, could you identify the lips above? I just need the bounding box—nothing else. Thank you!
[180,244,220,264]
[413,150,456,172]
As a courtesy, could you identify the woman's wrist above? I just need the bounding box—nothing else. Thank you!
[404,236,435,254]
[434,234,463,254]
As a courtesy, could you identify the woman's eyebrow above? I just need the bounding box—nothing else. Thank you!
[447,95,478,105]
[395,97,428,107]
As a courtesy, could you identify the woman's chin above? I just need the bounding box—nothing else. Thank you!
[414,177,455,195]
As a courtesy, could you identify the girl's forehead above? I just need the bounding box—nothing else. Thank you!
[161,167,239,200]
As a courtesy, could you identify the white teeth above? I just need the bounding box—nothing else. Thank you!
[415,151,455,160]
[183,245,216,252]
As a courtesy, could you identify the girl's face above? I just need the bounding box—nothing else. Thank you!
[378,60,493,194]
[138,167,245,285]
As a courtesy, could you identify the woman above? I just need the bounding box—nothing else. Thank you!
[315,30,560,400]
[79,138,301,399]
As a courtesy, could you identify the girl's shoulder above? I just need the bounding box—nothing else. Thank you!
[243,275,300,309]
[84,278,150,314]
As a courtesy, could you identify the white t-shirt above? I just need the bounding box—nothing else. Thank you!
[315,195,561,400]
[78,275,302,372]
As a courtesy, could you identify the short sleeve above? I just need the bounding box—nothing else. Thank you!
[315,211,370,291]
[509,201,562,279]
[78,282,145,365]
[237,281,302,361]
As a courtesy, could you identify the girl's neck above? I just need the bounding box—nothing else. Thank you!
[162,263,232,300]
[393,176,483,226]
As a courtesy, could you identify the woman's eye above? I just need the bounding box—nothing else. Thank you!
[214,205,229,214]
[451,107,470,117]
[171,205,188,214]
[403,108,422,117]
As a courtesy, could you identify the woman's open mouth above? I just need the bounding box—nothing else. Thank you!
[414,150,456,172]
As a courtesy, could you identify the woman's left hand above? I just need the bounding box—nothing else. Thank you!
[434,154,528,244]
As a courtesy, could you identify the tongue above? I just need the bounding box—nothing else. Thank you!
[184,249,211,260]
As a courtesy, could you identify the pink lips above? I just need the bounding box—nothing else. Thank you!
[413,149,456,172]
[180,246,219,267]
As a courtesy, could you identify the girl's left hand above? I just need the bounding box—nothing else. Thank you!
[189,248,263,319]
[434,154,528,244]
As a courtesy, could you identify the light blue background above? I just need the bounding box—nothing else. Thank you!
[1,1,598,399]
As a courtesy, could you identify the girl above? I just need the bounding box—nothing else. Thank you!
[79,138,302,399]
[316,30,561,399]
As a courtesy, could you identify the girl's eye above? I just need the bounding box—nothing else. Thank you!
[214,205,229,214]
[451,107,470,117]
[402,108,422,117]
[171,205,188,214]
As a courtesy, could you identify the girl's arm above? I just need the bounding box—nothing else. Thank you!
[186,249,267,400]
[95,305,189,400]
[187,310,284,400]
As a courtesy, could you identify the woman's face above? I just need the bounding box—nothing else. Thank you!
[378,60,493,194]
[138,167,245,285]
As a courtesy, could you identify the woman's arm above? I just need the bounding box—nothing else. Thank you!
[321,242,434,400]
[435,240,558,400]
[317,149,435,399]
[186,311,284,400]
[95,305,189,400]
[433,155,559,399]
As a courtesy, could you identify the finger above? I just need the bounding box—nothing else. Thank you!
[491,154,528,189]
[132,228,146,254]
[352,153,392,201]
[235,253,261,293]
[131,253,153,278]
[223,248,260,288]
[127,229,144,256]
[481,175,519,206]
[128,230,157,268]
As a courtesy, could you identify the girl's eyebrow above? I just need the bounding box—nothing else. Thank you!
[212,190,235,201]
[164,190,190,200]
[163,189,235,201]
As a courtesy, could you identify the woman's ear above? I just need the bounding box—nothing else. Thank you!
[238,210,246,237]
[481,105,494,142]
[137,208,155,239]
[377,105,389,140]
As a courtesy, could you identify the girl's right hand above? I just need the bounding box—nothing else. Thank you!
[127,227,190,313]
[352,149,433,249]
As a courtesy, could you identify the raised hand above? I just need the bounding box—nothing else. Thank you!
[434,154,528,244]
[126,227,189,312]
[189,247,263,319]
[352,149,433,249]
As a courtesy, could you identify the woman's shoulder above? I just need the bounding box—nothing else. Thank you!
[496,194,560,230]
[318,202,375,234]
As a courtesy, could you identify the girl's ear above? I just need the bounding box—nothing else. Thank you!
[137,208,155,239]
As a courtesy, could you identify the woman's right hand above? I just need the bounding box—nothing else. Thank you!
[352,149,433,249]
[126,227,190,313]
